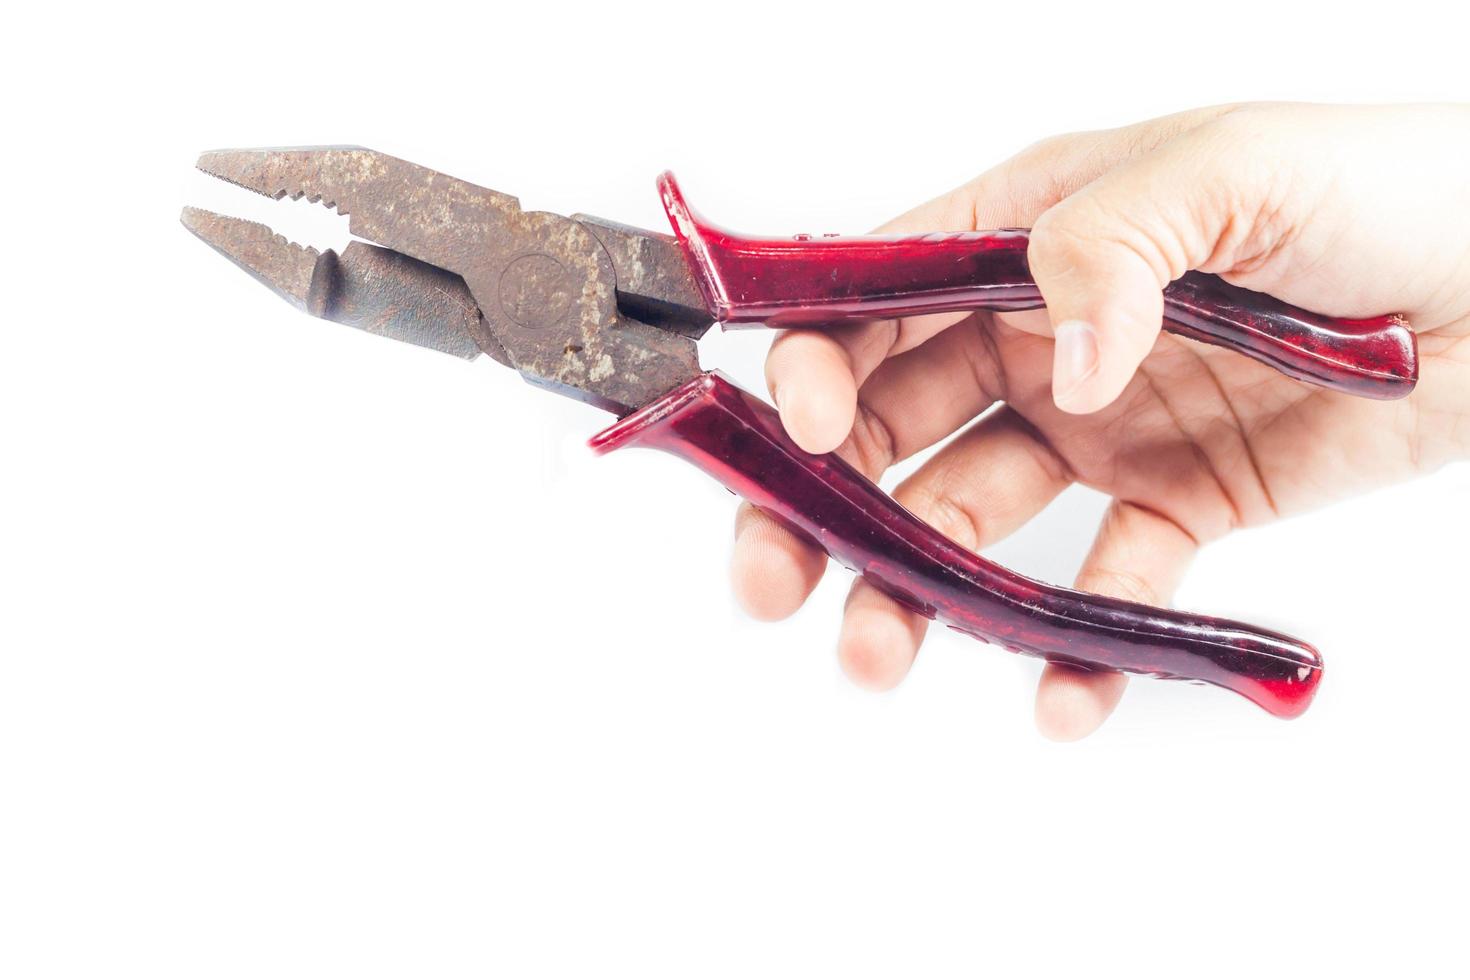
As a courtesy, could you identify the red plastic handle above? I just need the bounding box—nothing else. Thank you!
[659,173,1417,400]
[591,372,1323,718]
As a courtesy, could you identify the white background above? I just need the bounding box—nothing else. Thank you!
[2,3,1467,977]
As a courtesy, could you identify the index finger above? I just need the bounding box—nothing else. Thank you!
[767,105,1241,454]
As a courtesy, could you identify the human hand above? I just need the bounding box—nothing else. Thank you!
[730,102,1470,739]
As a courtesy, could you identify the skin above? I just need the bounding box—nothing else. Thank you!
[729,103,1470,739]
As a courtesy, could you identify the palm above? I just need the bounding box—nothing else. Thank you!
[970,313,1467,548]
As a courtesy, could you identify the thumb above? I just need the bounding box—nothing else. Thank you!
[1026,135,1239,415]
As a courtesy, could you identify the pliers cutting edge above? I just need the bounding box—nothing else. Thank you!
[183,146,1419,718]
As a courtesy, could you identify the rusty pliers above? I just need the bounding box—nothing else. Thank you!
[184,146,1419,718]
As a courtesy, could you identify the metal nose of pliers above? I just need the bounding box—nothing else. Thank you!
[180,206,490,361]
[185,146,705,414]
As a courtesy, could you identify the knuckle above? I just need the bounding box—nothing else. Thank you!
[1027,202,1105,280]
[1018,132,1083,167]
[896,478,983,549]
[935,185,981,231]
[1207,101,1277,132]
[838,401,897,477]
[961,320,1011,402]
[1010,135,1085,202]
[1031,193,1180,289]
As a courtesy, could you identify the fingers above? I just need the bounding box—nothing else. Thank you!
[1028,192,1174,415]
[730,502,827,622]
[765,188,982,455]
[1034,500,1200,741]
[1034,666,1130,743]
[836,408,1073,690]
[844,320,1008,465]
[1026,110,1276,414]
[732,325,1005,621]
[740,106,1248,712]
[838,580,927,691]
[762,183,1032,455]
[763,138,1095,456]
[766,104,1244,450]
[765,323,894,455]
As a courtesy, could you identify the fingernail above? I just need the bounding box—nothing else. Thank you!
[1052,320,1099,410]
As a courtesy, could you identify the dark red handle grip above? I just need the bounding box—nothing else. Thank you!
[592,372,1323,718]
[659,173,1417,400]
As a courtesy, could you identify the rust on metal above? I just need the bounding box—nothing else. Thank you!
[181,207,319,311]
[183,208,492,361]
[576,215,712,337]
[188,147,712,414]
[312,242,492,362]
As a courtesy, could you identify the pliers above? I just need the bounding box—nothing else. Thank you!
[183,146,1419,719]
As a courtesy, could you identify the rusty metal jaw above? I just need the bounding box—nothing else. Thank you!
[186,146,712,416]
[181,207,491,361]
